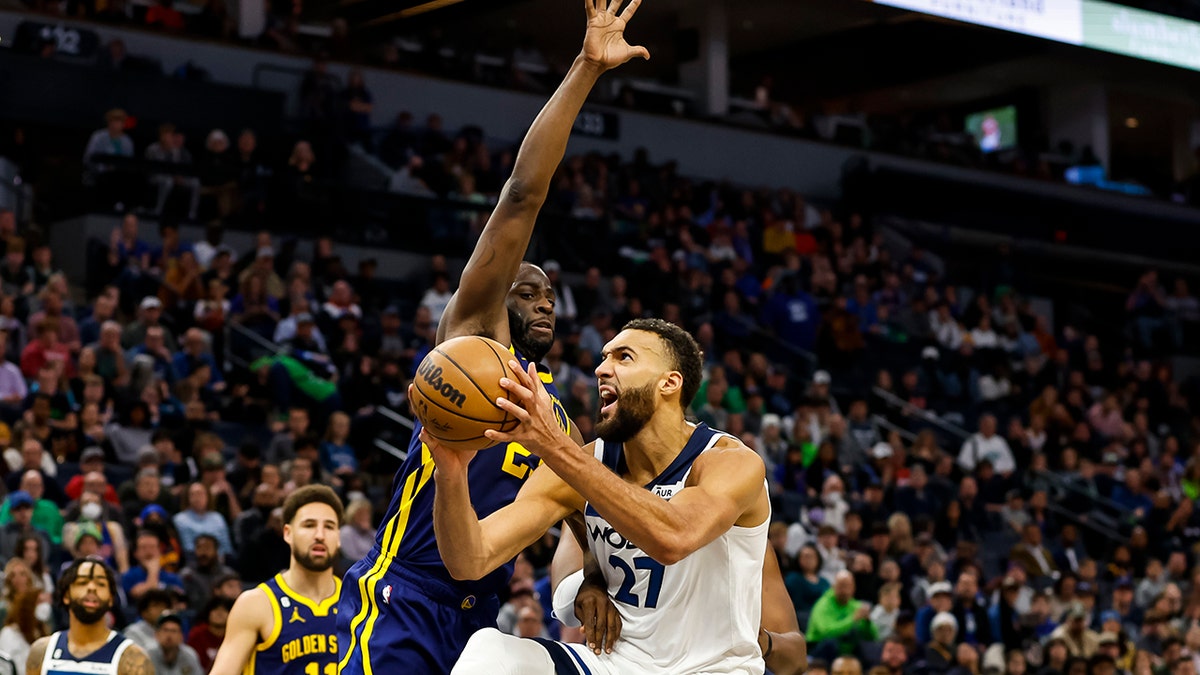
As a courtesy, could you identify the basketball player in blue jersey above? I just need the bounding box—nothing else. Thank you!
[429,318,779,674]
[336,1,649,673]
[209,485,343,675]
[27,559,153,675]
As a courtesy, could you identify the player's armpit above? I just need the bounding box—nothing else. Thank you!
[117,644,153,675]
[760,542,807,675]
[208,587,270,675]
[25,637,49,675]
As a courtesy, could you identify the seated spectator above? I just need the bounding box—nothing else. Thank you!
[924,612,958,674]
[957,414,1015,477]
[1009,521,1058,582]
[27,287,80,353]
[12,534,51,592]
[148,611,205,675]
[0,491,53,566]
[320,411,358,479]
[0,473,63,547]
[61,491,130,574]
[1049,603,1100,658]
[121,296,178,352]
[339,497,374,567]
[123,529,185,604]
[172,328,224,394]
[124,588,172,652]
[807,570,879,661]
[179,533,236,610]
[173,482,233,559]
[83,108,135,183]
[0,587,48,673]
[64,447,120,504]
[188,596,233,671]
[787,543,832,614]
[144,0,185,31]
[872,582,903,641]
[20,319,74,380]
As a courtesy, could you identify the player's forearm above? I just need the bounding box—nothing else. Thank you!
[763,631,808,675]
[541,441,698,565]
[503,56,603,215]
[432,468,493,580]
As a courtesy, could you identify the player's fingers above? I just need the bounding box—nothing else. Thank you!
[494,397,530,420]
[628,45,650,61]
[483,429,513,443]
[604,606,622,654]
[617,0,640,22]
[606,0,620,15]
[497,377,534,402]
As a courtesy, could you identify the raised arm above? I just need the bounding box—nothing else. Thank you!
[209,587,270,675]
[426,429,583,580]
[437,0,649,345]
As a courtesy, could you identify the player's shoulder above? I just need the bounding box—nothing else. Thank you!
[695,433,766,477]
[26,635,52,674]
[117,642,152,675]
[230,583,275,625]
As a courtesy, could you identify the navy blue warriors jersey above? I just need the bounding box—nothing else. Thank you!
[245,573,341,675]
[38,631,134,675]
[338,349,570,674]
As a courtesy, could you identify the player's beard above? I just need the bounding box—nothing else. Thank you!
[295,544,339,572]
[68,596,111,625]
[507,306,553,363]
[596,382,656,444]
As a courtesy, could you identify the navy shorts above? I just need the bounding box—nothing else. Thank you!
[337,549,501,675]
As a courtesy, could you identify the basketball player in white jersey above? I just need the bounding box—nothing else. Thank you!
[428,317,774,674]
[27,559,153,675]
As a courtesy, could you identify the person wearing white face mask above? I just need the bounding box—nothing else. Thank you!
[0,588,51,671]
[61,492,131,574]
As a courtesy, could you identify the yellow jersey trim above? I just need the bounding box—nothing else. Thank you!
[257,584,283,652]
[275,573,342,617]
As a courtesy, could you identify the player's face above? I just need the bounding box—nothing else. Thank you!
[595,330,670,443]
[284,502,341,573]
[506,265,556,362]
[65,561,114,625]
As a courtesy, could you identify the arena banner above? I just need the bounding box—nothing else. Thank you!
[871,0,1200,72]
[1081,0,1200,71]
[871,0,1085,44]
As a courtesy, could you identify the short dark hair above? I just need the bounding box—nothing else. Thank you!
[57,558,119,611]
[199,595,234,622]
[281,485,344,527]
[137,588,172,613]
[622,318,703,408]
[194,533,219,549]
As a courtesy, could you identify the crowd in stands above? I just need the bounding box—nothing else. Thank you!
[4,30,1200,675]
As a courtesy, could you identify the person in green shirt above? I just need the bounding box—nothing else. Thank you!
[0,471,64,544]
[807,569,879,661]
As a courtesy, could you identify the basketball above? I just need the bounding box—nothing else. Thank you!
[410,335,522,452]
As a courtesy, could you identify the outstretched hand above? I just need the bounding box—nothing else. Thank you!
[582,0,650,70]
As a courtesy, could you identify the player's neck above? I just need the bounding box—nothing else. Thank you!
[69,619,110,647]
[621,415,694,484]
[282,566,336,601]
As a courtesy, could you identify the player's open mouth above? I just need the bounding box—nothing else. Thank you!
[311,546,327,556]
[599,385,618,414]
[81,597,101,609]
[530,321,553,336]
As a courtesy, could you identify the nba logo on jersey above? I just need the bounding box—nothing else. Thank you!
[382,585,392,605]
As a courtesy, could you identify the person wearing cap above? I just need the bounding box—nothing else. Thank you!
[147,610,204,675]
[1107,577,1141,636]
[916,581,955,646]
[274,303,328,354]
[1048,602,1101,658]
[0,467,65,543]
[1096,630,1132,675]
[925,612,958,672]
[121,294,178,351]
[0,491,52,562]
[64,448,121,505]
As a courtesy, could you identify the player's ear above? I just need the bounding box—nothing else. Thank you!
[282,523,292,546]
[659,371,683,398]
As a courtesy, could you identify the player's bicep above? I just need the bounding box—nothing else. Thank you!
[665,450,767,553]
[761,541,800,634]
[117,644,152,675]
[209,589,268,675]
[479,463,581,568]
[438,210,535,344]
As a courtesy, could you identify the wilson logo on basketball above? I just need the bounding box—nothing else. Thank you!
[417,361,467,408]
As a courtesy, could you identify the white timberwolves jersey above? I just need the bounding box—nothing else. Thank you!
[583,423,768,674]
